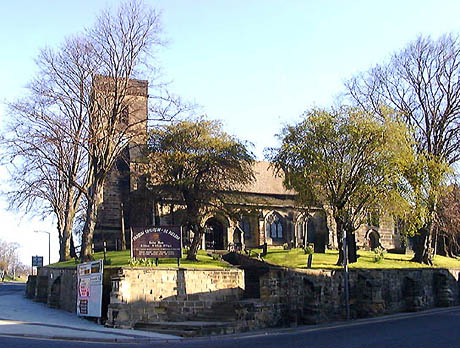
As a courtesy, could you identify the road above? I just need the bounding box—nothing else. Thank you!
[0,282,24,296]
[1,283,460,347]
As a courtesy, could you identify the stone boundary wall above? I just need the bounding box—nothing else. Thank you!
[27,263,460,335]
[34,267,78,312]
[107,267,244,328]
[32,266,118,315]
[235,267,460,330]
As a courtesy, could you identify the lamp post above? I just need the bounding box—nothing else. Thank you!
[34,230,51,265]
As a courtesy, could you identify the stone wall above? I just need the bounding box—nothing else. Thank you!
[107,267,244,328]
[27,263,460,336]
[34,267,78,312]
[236,267,460,329]
[33,266,118,315]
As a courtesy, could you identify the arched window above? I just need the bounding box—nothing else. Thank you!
[266,213,283,239]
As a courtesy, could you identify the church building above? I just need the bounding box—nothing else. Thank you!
[92,78,401,254]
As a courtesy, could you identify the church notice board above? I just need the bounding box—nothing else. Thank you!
[77,260,103,318]
[131,226,182,259]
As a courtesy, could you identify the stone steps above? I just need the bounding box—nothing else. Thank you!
[193,302,237,321]
[134,301,241,337]
[134,320,238,337]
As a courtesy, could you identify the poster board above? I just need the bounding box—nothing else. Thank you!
[131,226,182,259]
[77,260,103,317]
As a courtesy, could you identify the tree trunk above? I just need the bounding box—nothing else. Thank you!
[59,224,72,262]
[183,191,203,261]
[347,231,357,263]
[80,184,103,261]
[444,235,456,258]
[335,217,357,265]
[436,234,448,256]
[70,234,77,258]
[59,205,76,262]
[59,188,81,261]
[187,223,203,261]
[411,227,433,265]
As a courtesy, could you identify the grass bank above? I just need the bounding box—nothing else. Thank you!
[250,248,460,269]
[48,248,460,270]
[49,249,229,269]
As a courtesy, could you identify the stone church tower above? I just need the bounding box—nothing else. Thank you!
[92,77,148,251]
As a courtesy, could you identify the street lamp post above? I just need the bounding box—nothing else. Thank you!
[34,230,51,265]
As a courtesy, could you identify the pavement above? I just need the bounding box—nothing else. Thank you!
[0,282,180,343]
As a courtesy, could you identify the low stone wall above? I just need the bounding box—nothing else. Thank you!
[26,262,460,335]
[25,275,37,299]
[34,267,78,312]
[236,267,460,329]
[32,266,118,315]
[107,267,244,328]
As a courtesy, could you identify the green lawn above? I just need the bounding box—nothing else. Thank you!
[250,248,460,269]
[49,249,230,269]
[48,248,460,270]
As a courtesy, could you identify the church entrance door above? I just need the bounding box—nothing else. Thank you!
[205,218,225,250]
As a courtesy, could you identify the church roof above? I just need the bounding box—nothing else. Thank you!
[241,161,296,196]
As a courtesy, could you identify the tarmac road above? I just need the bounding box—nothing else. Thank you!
[2,307,460,347]
[0,282,24,296]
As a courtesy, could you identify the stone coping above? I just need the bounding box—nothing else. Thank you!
[39,266,237,271]
[39,265,460,273]
[118,267,239,271]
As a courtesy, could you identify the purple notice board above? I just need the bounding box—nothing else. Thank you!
[131,226,182,259]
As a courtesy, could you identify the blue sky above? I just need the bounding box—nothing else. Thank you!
[2,0,460,264]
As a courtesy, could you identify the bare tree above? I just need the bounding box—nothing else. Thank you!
[78,1,168,260]
[0,240,20,276]
[345,34,460,264]
[3,1,190,261]
[2,37,91,261]
[435,184,460,257]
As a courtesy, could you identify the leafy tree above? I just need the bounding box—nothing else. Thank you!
[268,107,412,265]
[345,34,460,264]
[394,153,450,264]
[145,119,255,261]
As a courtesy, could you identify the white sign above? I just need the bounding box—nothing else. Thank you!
[77,260,103,317]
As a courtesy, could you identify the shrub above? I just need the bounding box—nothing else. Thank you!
[304,245,314,255]
[129,258,155,267]
[373,247,386,263]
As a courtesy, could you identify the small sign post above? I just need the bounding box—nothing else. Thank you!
[131,226,182,266]
[32,256,43,267]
